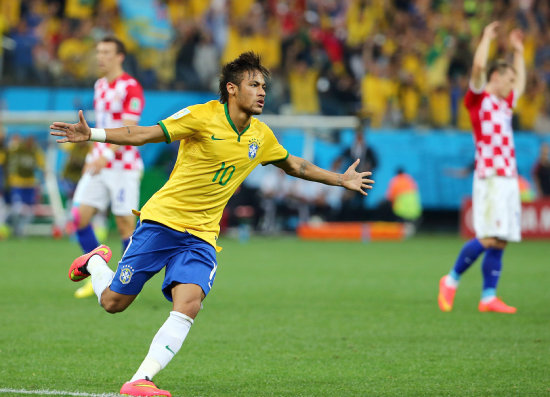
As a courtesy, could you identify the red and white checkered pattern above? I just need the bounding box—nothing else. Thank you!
[464,86,517,178]
[88,73,144,171]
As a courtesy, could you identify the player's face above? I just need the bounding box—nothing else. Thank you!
[235,71,266,115]
[96,42,122,75]
[497,68,516,98]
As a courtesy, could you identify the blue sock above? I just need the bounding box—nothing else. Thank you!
[122,237,131,254]
[450,238,485,281]
[76,224,100,253]
[481,248,503,298]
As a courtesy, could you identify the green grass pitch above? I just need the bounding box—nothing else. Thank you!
[1,234,549,396]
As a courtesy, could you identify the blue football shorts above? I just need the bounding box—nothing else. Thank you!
[110,220,218,302]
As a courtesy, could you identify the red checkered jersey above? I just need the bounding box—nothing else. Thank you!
[464,85,518,178]
[89,73,144,171]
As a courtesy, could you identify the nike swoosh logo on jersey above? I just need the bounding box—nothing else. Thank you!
[211,135,224,140]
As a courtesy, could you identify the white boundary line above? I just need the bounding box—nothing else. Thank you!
[0,388,119,397]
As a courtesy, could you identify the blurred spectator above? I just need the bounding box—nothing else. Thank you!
[286,53,321,115]
[8,19,40,83]
[174,21,201,90]
[193,29,220,91]
[428,85,452,128]
[59,142,89,204]
[57,20,95,83]
[6,135,44,236]
[398,73,422,127]
[380,167,422,223]
[515,73,545,131]
[333,121,378,220]
[0,0,549,127]
[532,142,550,198]
[258,167,288,233]
[360,40,395,126]
[518,174,535,203]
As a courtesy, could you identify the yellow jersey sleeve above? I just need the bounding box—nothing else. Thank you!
[158,104,206,143]
[260,126,289,166]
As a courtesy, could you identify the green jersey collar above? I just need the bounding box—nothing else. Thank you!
[224,102,250,141]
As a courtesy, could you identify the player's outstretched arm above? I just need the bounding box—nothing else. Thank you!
[275,154,374,196]
[471,21,499,91]
[509,29,526,97]
[50,110,166,146]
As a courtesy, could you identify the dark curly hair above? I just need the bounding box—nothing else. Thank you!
[219,52,270,104]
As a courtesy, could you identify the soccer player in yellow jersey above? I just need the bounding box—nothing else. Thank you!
[51,52,374,397]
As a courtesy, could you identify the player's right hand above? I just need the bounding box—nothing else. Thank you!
[483,21,500,40]
[50,110,91,143]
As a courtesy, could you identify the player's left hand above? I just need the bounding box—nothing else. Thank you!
[509,29,524,53]
[341,159,374,196]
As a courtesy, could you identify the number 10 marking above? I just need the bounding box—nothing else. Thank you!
[212,162,236,186]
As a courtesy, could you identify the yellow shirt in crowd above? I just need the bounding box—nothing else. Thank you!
[288,68,320,114]
[361,74,395,127]
[141,101,288,248]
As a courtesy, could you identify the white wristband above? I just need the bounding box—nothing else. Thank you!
[90,128,106,142]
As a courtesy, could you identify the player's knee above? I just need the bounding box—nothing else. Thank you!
[480,237,507,249]
[74,208,92,230]
[173,297,202,319]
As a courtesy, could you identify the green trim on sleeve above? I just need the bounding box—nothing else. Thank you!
[157,121,171,144]
[262,151,289,166]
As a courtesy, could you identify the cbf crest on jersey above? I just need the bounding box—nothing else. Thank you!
[119,264,135,285]
[248,138,260,160]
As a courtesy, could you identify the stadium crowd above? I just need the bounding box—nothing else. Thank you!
[1,0,550,131]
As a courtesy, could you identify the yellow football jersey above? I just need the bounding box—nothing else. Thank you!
[140,100,288,248]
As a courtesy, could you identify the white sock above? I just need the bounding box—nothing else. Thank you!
[130,311,194,382]
[87,255,114,305]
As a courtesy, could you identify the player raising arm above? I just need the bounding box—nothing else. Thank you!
[51,52,374,397]
[438,23,526,314]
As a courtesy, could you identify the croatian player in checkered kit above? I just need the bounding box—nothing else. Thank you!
[72,36,144,299]
[439,22,525,314]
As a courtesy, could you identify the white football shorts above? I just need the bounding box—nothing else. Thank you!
[73,169,141,216]
[472,174,521,242]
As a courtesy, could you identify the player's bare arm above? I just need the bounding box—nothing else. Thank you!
[275,154,374,196]
[471,21,499,91]
[50,110,165,145]
[509,29,526,97]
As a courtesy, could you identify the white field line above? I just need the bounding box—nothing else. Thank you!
[0,388,119,397]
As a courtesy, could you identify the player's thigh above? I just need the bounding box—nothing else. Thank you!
[73,172,110,212]
[473,176,520,241]
[502,177,521,242]
[473,176,496,237]
[114,214,137,239]
[109,222,173,297]
[105,170,140,216]
[162,236,218,303]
